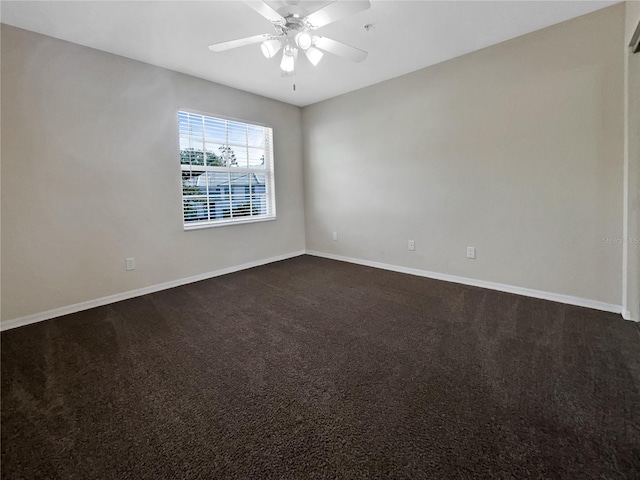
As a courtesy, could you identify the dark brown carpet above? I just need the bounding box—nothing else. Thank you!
[2,255,640,479]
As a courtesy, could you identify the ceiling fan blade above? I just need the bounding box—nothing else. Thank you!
[209,33,273,52]
[305,0,370,29]
[264,1,295,13]
[208,34,272,52]
[243,1,286,25]
[313,36,368,63]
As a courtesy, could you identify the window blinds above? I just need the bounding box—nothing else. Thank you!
[178,111,276,228]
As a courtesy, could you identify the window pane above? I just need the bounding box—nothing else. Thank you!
[209,195,231,219]
[178,111,190,125]
[185,149,204,166]
[183,182,203,196]
[253,173,266,183]
[251,195,267,216]
[180,149,190,165]
[183,198,208,222]
[248,148,266,168]
[232,200,252,218]
[204,117,226,143]
[182,170,206,195]
[227,121,247,144]
[230,173,251,195]
[247,125,265,148]
[179,138,191,151]
[202,144,221,167]
[207,172,229,195]
[251,173,266,194]
[188,115,204,138]
[217,145,239,167]
[178,113,193,136]
[232,148,248,169]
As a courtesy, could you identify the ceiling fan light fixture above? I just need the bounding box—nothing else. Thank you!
[295,31,312,50]
[305,46,324,66]
[280,45,297,73]
[260,39,282,59]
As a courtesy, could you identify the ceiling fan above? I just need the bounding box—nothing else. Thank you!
[208,0,371,76]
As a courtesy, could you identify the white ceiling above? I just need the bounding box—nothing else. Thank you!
[1,0,619,107]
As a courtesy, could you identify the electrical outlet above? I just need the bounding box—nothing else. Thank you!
[408,240,415,251]
[332,232,338,241]
[466,247,476,259]
[126,257,136,271]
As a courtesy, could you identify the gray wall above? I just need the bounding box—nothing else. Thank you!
[302,5,625,306]
[1,25,306,323]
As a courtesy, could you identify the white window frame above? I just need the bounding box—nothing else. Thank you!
[178,109,276,230]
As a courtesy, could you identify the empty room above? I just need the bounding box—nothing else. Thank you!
[2,0,639,478]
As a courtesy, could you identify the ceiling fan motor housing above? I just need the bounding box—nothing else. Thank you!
[275,15,309,35]
[274,14,314,52]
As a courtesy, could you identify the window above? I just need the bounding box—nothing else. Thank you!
[178,110,276,229]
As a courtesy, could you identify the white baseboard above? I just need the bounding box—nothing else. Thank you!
[305,250,624,316]
[3,249,629,331]
[622,309,635,321]
[1,250,306,331]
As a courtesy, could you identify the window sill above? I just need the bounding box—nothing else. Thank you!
[183,215,276,231]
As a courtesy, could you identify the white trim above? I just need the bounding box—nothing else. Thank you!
[184,216,276,230]
[305,250,624,316]
[1,251,306,331]
[3,249,630,331]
